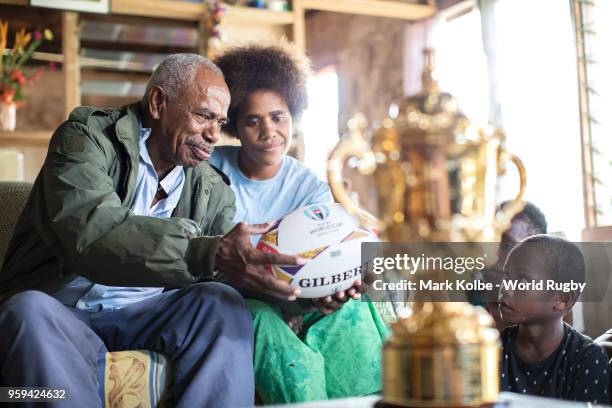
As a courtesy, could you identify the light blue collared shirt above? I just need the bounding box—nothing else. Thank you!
[71,127,185,312]
[129,128,185,218]
[209,145,333,246]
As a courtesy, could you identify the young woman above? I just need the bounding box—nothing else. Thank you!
[210,43,387,404]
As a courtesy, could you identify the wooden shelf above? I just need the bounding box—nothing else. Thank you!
[300,0,436,20]
[0,131,53,146]
[223,4,293,25]
[11,50,151,73]
[0,0,28,5]
[111,0,293,25]
[3,0,435,22]
[111,0,204,21]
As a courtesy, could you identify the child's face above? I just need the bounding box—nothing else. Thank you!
[498,243,559,325]
[485,217,532,287]
[236,90,293,169]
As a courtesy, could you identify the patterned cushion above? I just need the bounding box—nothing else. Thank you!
[0,182,31,266]
[99,350,170,408]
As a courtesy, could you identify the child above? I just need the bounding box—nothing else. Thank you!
[498,234,609,403]
[482,201,547,331]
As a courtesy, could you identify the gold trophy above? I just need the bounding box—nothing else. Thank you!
[327,50,527,407]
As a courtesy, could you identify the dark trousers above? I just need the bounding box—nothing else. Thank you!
[0,282,255,407]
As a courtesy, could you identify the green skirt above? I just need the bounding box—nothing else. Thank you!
[247,297,389,404]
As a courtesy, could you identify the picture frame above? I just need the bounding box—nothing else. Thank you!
[30,0,110,14]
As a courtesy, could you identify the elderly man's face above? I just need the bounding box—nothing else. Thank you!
[157,67,230,168]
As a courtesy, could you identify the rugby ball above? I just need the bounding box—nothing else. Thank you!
[256,203,379,298]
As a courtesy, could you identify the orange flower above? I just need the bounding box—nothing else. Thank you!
[10,69,26,85]
[0,21,7,55]
[0,84,15,103]
[14,28,31,54]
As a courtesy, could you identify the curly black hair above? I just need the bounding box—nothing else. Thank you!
[517,234,584,301]
[498,200,548,235]
[213,42,311,137]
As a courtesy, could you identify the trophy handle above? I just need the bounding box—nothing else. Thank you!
[327,114,381,229]
[495,151,527,232]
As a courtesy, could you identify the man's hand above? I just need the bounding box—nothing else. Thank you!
[215,222,304,300]
[311,279,362,315]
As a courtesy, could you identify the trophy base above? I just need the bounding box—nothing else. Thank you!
[374,400,496,408]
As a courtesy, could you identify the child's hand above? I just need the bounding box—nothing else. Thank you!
[312,279,362,315]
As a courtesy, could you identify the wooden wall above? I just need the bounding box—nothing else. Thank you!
[306,11,407,215]
[582,227,612,337]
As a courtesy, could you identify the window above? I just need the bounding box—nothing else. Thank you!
[432,0,583,237]
[433,6,489,126]
[575,0,612,226]
[302,67,340,180]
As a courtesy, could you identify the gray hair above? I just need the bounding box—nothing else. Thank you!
[144,53,223,103]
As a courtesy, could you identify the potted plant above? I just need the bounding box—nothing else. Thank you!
[0,21,53,132]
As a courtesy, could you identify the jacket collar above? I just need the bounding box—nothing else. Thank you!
[112,102,223,215]
[114,103,142,206]
[115,103,141,149]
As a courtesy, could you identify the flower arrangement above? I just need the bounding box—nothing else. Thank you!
[0,20,53,108]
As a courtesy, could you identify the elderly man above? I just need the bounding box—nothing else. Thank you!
[0,54,301,407]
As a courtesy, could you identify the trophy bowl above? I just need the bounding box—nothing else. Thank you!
[327,50,527,407]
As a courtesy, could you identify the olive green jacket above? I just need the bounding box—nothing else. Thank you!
[0,103,236,302]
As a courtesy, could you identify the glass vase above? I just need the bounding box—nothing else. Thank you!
[0,101,17,132]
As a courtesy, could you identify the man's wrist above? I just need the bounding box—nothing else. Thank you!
[185,235,223,279]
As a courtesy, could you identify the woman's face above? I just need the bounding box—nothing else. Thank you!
[236,89,293,170]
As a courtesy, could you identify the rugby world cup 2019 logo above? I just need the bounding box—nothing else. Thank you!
[304,204,330,221]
